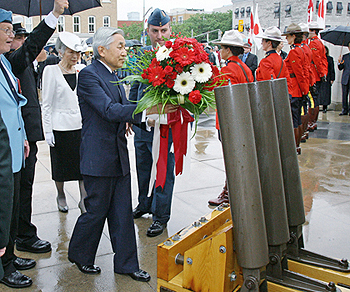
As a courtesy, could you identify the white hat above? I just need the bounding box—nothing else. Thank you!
[213,29,245,47]
[259,26,284,42]
[308,21,324,30]
[58,32,85,52]
[298,23,309,33]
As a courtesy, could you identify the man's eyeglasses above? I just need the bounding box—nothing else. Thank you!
[0,28,14,36]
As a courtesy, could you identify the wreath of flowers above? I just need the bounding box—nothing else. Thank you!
[121,35,224,128]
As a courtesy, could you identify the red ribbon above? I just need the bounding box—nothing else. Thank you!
[156,107,194,189]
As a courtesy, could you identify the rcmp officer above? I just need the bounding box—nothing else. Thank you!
[308,21,328,125]
[207,30,254,206]
[129,8,176,237]
[256,26,290,83]
[282,24,309,155]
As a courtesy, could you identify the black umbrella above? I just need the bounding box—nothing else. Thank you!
[320,25,350,47]
[0,0,102,17]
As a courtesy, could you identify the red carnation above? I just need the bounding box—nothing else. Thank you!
[165,41,172,49]
[189,90,202,104]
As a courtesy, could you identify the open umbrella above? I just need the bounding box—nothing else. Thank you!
[0,0,102,17]
[320,25,350,47]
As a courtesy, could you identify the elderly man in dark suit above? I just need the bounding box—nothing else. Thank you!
[338,42,350,115]
[68,27,177,280]
[239,42,258,80]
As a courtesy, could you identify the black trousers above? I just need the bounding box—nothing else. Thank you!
[341,82,350,113]
[17,142,39,244]
[2,171,21,276]
[68,174,139,274]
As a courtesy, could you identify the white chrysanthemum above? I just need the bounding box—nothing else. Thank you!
[190,62,212,83]
[173,72,195,95]
[156,45,172,61]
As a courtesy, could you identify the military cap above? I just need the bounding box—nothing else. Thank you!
[0,9,12,24]
[13,16,29,36]
[282,23,302,36]
[148,8,170,27]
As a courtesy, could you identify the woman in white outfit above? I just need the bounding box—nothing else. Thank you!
[42,32,87,213]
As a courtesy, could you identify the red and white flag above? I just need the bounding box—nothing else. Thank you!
[253,4,262,50]
[308,0,314,23]
[317,0,325,29]
[248,8,254,46]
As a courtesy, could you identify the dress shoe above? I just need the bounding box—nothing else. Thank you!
[296,147,301,155]
[0,270,32,288]
[133,207,150,219]
[16,239,51,253]
[339,112,348,116]
[127,269,151,282]
[323,109,327,113]
[146,220,166,237]
[13,257,36,270]
[68,258,101,274]
[208,185,229,206]
[56,196,68,213]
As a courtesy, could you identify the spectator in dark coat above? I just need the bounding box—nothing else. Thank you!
[239,43,258,80]
[320,46,335,113]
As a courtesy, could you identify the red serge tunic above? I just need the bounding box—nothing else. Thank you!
[301,40,316,87]
[309,36,328,82]
[216,55,254,129]
[284,44,309,98]
[256,50,291,92]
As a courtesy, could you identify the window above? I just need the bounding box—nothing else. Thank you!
[172,16,176,23]
[103,16,110,27]
[24,17,33,32]
[234,8,239,18]
[336,2,343,13]
[274,6,280,18]
[326,1,333,13]
[178,16,183,24]
[316,0,320,11]
[246,6,251,17]
[240,7,245,17]
[88,16,96,33]
[285,5,291,17]
[58,16,65,32]
[73,16,80,33]
[348,2,350,14]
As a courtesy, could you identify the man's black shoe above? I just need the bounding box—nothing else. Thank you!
[127,269,151,282]
[16,239,51,254]
[13,257,36,270]
[339,112,348,116]
[0,270,32,288]
[133,208,149,219]
[68,258,101,274]
[146,220,166,237]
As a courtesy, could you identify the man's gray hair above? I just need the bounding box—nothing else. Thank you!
[93,27,124,60]
[55,37,67,55]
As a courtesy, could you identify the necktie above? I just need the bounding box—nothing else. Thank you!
[0,61,20,104]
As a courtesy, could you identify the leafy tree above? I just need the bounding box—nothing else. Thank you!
[171,11,232,42]
[120,22,143,40]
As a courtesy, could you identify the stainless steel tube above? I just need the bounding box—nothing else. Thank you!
[247,81,289,246]
[270,78,305,227]
[214,83,269,269]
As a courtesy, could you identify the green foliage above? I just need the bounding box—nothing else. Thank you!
[119,22,143,41]
[171,11,233,43]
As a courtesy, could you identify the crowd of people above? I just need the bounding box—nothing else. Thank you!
[0,0,346,289]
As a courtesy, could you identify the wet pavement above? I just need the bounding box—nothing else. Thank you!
[0,110,350,291]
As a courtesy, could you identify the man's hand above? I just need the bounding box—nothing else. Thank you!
[0,247,6,257]
[24,140,30,159]
[147,103,179,115]
[146,118,155,128]
[126,123,133,137]
[53,0,69,18]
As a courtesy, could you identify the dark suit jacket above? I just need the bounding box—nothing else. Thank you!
[338,53,350,85]
[77,60,142,177]
[0,112,13,279]
[5,20,55,142]
[240,52,258,79]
